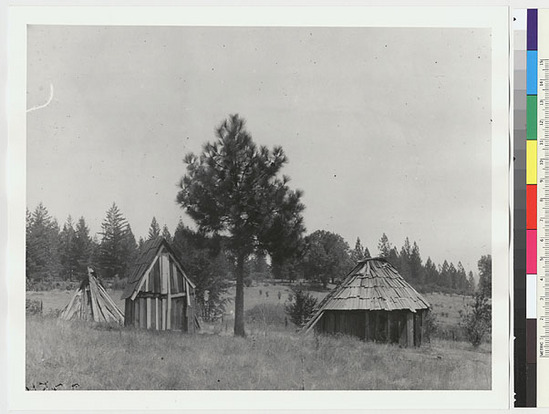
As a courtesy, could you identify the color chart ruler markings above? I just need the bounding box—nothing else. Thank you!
[538,9,549,408]
[527,8,538,408]
[514,8,528,407]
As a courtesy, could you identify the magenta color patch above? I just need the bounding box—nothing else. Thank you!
[527,229,537,274]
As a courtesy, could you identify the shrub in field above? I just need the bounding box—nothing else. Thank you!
[459,292,491,347]
[284,289,318,327]
[26,299,43,316]
[423,310,438,342]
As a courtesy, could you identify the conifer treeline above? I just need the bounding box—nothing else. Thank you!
[374,232,476,294]
[26,202,139,282]
[26,202,479,296]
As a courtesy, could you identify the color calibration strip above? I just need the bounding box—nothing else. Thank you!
[518,9,549,407]
[527,8,538,408]
[513,8,528,407]
[538,9,549,408]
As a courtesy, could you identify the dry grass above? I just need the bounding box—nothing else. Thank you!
[26,284,490,390]
[26,315,490,391]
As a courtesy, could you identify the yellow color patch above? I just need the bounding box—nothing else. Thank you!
[527,140,537,184]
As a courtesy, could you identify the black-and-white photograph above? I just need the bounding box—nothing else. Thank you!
[24,23,494,392]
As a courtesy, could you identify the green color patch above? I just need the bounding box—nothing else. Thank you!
[527,95,537,140]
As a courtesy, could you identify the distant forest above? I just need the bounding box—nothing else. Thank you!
[26,201,489,299]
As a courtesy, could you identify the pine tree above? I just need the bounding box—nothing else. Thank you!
[59,216,79,281]
[98,203,133,279]
[26,209,36,280]
[176,114,305,336]
[26,203,61,280]
[456,261,468,292]
[378,233,391,258]
[424,257,438,288]
[399,237,412,281]
[124,224,138,269]
[74,216,93,278]
[410,241,423,285]
[468,270,476,294]
[439,260,450,289]
[161,224,172,243]
[477,254,492,297]
[350,237,365,263]
[148,217,161,240]
[448,262,457,290]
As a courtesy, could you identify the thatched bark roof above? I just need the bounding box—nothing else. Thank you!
[304,258,429,332]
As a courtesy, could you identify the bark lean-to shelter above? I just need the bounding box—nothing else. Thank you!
[303,258,430,347]
[121,237,199,332]
[60,267,124,324]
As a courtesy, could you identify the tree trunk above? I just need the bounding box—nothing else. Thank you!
[234,252,246,337]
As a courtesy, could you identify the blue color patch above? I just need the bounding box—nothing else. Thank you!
[527,50,538,95]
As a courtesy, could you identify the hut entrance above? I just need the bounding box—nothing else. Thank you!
[171,297,187,331]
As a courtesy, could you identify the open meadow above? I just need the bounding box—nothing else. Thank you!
[26,283,491,390]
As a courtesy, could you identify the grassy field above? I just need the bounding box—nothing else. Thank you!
[26,283,490,390]
[26,315,490,390]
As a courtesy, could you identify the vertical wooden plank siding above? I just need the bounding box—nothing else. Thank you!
[155,297,159,330]
[162,253,171,330]
[364,312,369,341]
[162,298,166,330]
[153,261,160,293]
[150,298,156,330]
[399,312,407,346]
[140,298,147,329]
[145,269,149,291]
[146,298,151,329]
[134,299,140,328]
[171,261,179,293]
[406,312,414,347]
[161,251,168,295]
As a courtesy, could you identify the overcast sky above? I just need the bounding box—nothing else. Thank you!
[26,25,491,272]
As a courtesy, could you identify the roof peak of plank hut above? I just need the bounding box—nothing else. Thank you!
[121,236,196,301]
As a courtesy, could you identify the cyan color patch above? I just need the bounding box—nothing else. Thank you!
[527,50,538,95]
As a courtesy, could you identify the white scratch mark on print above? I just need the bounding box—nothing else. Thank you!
[27,83,54,113]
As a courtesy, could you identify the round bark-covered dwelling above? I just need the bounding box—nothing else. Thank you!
[303,257,430,347]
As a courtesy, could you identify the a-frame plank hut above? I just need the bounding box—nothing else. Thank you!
[121,237,198,333]
[60,267,124,324]
[303,258,430,347]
